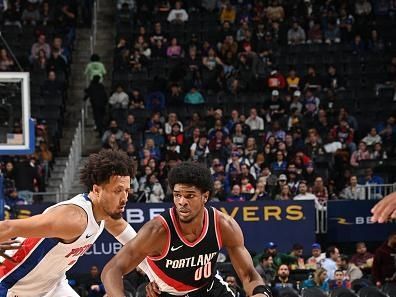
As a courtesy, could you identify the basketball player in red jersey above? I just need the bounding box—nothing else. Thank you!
[102,162,272,297]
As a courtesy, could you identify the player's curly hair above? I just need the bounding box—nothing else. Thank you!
[168,162,214,199]
[80,149,134,190]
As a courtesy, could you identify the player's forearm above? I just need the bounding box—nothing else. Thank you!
[101,263,126,297]
[242,270,272,297]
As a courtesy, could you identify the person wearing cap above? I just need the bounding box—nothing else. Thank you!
[267,69,286,90]
[306,243,326,270]
[246,108,265,132]
[263,90,286,123]
[289,90,303,114]
[253,242,298,268]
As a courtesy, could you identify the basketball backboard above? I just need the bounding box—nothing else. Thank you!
[0,72,34,155]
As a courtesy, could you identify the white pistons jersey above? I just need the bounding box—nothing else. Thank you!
[0,194,104,296]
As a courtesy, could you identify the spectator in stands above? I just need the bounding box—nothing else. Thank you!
[288,243,306,270]
[267,0,285,22]
[376,115,396,152]
[245,108,264,132]
[306,243,326,270]
[40,70,64,96]
[0,48,14,71]
[21,3,40,26]
[302,268,329,293]
[368,29,385,53]
[226,184,245,202]
[324,21,341,44]
[167,1,188,23]
[184,86,204,105]
[339,254,363,282]
[3,4,22,28]
[371,142,388,160]
[324,65,345,91]
[311,176,329,206]
[350,141,371,167]
[359,168,384,199]
[47,49,67,75]
[362,128,382,146]
[85,54,106,83]
[329,269,351,291]
[287,20,306,45]
[134,35,151,59]
[213,180,226,201]
[351,242,374,270]
[166,37,182,58]
[340,175,365,200]
[307,21,323,44]
[351,34,365,56]
[271,153,287,175]
[79,265,105,297]
[225,275,246,297]
[255,253,275,285]
[293,181,322,208]
[263,90,286,123]
[129,89,145,110]
[143,173,165,203]
[322,246,340,280]
[101,120,123,144]
[275,184,292,200]
[373,232,396,287]
[250,181,271,201]
[331,119,356,153]
[40,1,55,26]
[219,3,236,24]
[30,33,51,62]
[103,133,120,150]
[150,22,168,45]
[271,264,298,293]
[267,70,286,90]
[190,135,209,164]
[109,85,129,129]
[302,66,322,91]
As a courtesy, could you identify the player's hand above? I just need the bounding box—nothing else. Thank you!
[371,192,396,223]
[0,240,21,262]
[145,281,161,297]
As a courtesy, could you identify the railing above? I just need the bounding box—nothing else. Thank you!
[90,0,98,56]
[57,121,82,202]
[365,183,396,200]
[315,183,396,234]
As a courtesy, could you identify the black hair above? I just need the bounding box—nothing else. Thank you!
[334,269,344,274]
[292,243,304,250]
[91,54,100,62]
[168,162,214,199]
[259,253,272,262]
[80,150,134,191]
[325,245,338,258]
[340,254,349,263]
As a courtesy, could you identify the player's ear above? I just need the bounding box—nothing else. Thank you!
[203,191,209,203]
[92,184,100,196]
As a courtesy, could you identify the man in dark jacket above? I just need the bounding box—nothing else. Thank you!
[372,232,396,287]
[84,75,107,136]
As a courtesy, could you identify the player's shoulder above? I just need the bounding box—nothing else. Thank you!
[141,215,169,236]
[212,208,240,233]
[45,203,88,225]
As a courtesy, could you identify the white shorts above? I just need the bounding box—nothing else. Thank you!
[6,278,79,297]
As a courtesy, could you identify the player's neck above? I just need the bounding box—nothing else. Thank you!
[177,209,205,238]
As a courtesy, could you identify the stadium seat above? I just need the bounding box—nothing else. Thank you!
[330,288,358,297]
[350,278,372,293]
[382,283,396,296]
[278,287,300,297]
[301,287,327,297]
[358,287,387,297]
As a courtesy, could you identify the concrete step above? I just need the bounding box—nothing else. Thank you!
[48,178,63,188]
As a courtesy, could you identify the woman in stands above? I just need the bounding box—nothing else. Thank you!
[0,48,14,71]
[302,268,330,294]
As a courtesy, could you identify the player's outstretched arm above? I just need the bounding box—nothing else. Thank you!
[102,219,166,297]
[219,212,272,297]
[0,205,87,242]
[371,192,396,223]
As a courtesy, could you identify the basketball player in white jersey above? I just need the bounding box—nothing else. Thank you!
[0,150,150,297]
[102,162,272,297]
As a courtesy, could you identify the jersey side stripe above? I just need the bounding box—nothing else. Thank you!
[0,238,58,288]
[146,258,199,292]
